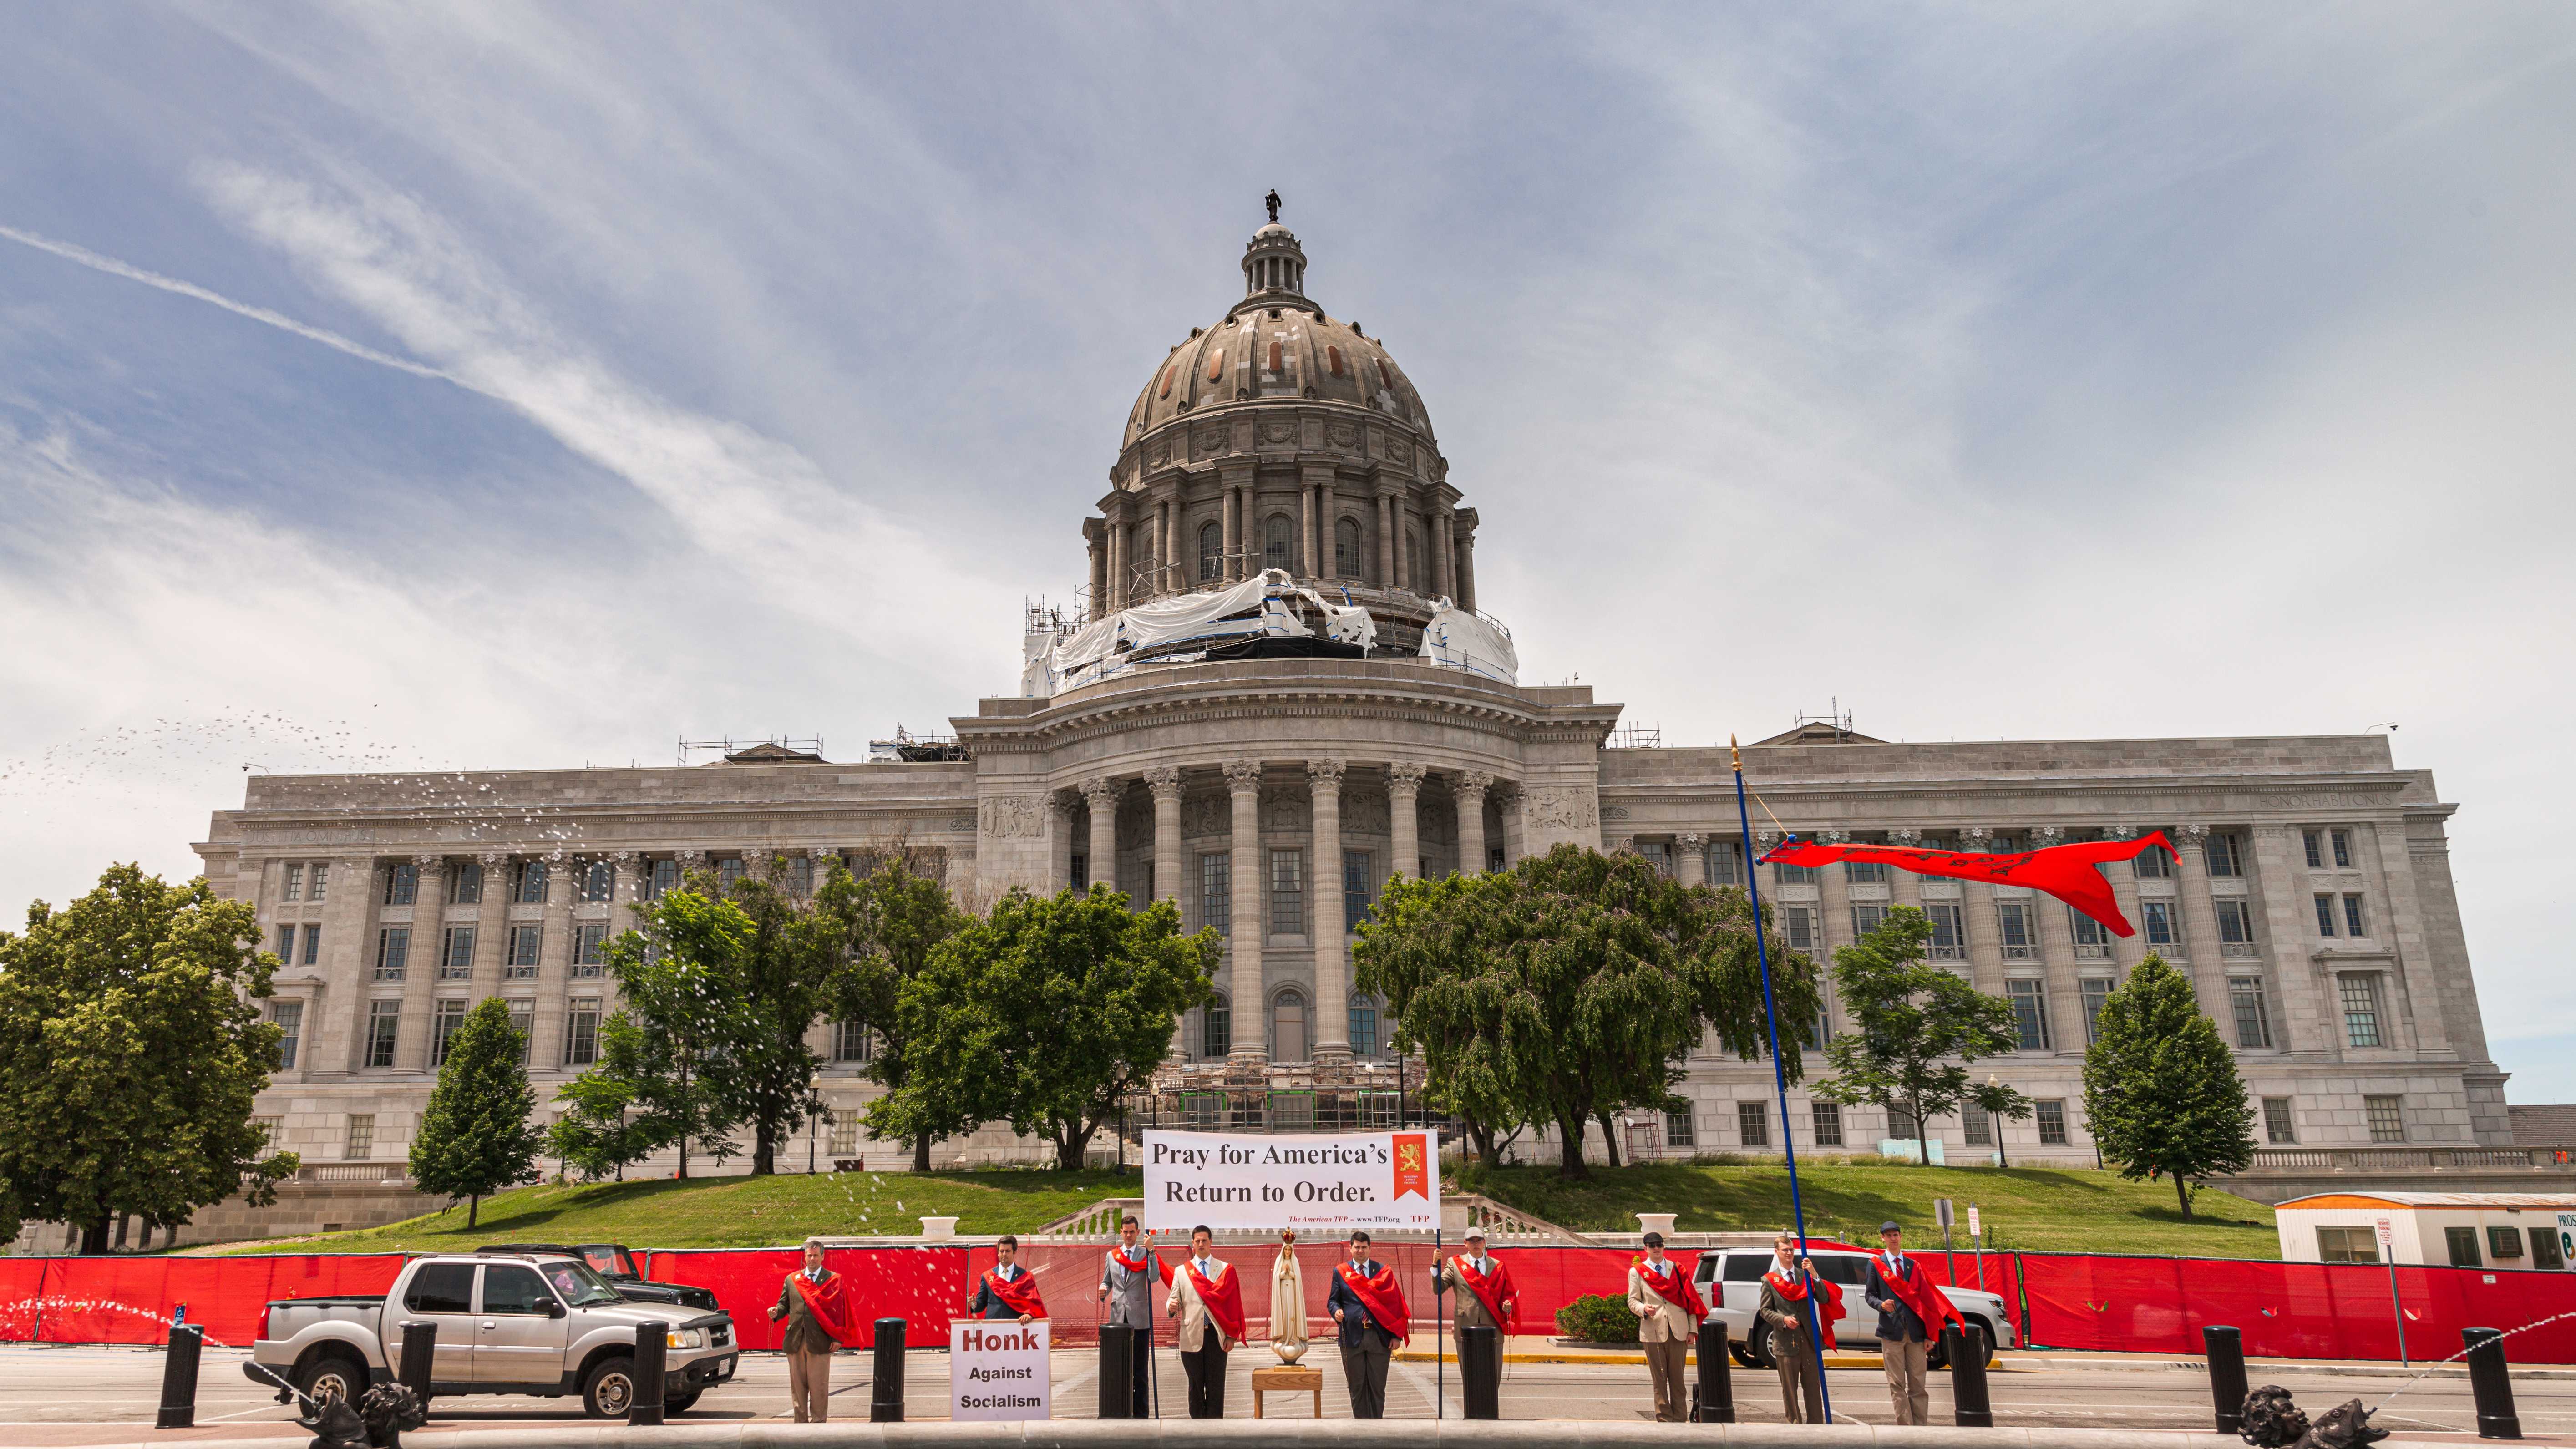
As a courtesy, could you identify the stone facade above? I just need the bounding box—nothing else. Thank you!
[162,215,2509,1234]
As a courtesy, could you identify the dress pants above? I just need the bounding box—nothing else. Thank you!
[1771,1325,1822,1424]
[1180,1324,1228,1419]
[786,1347,832,1423]
[1880,1336,1930,1425]
[1339,1327,1392,1419]
[1643,1337,1689,1422]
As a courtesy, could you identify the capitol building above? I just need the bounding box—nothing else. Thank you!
[173,213,2510,1234]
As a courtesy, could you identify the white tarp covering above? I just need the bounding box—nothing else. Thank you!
[1417,598,1518,684]
[1296,587,1378,651]
[1036,569,1352,696]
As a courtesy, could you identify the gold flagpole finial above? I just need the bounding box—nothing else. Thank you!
[1729,734,1744,774]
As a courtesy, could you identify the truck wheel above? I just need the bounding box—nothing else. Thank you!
[294,1350,367,1406]
[583,1356,638,1419]
[1930,1318,2000,1370]
[1743,1320,1778,1371]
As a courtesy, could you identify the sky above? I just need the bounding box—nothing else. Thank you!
[2,5,2571,1095]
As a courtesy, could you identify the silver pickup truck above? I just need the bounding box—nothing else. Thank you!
[248,1251,739,1417]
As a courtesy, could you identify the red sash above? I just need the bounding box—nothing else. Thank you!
[1449,1254,1518,1333]
[1764,1268,1845,1329]
[788,1270,860,1343]
[1180,1259,1247,1342]
[981,1267,1048,1319]
[1872,1255,1963,1337]
[1112,1245,1171,1287]
[1335,1262,1412,1344]
[1633,1256,1706,1319]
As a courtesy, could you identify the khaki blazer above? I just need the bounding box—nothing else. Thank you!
[1626,1263,1696,1344]
[1164,1258,1240,1352]
[1439,1256,1504,1332]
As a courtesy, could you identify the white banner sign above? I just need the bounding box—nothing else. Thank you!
[950,1319,1050,1421]
[1141,1130,1440,1234]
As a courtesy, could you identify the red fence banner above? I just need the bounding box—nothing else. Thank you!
[0,1254,407,1348]
[640,1246,968,1351]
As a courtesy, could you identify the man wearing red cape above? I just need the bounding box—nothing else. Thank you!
[1862,1221,1963,1426]
[768,1238,862,1423]
[1761,830,2178,937]
[1756,1232,1842,1424]
[1164,1225,1245,1419]
[1327,1231,1410,1419]
[1625,1231,1705,1423]
[966,1233,1047,1322]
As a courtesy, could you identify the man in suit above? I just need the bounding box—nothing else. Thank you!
[967,1233,1046,1322]
[1625,1230,1703,1423]
[1165,1225,1243,1419]
[1327,1231,1408,1419]
[766,1238,852,1423]
[1096,1216,1156,1415]
[1863,1220,1934,1425]
[1757,1232,1839,1424]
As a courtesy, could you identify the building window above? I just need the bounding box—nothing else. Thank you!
[1811,1102,1844,1146]
[431,999,468,1067]
[1202,996,1232,1058]
[580,860,614,902]
[1705,841,1744,887]
[384,863,417,906]
[2317,1226,2378,1264]
[823,1111,857,1157]
[275,924,297,961]
[2331,829,2353,868]
[1926,904,1966,960]
[573,923,608,977]
[833,1018,873,1064]
[644,859,679,900]
[1997,901,2036,959]
[1639,841,1672,877]
[2072,909,2112,959]
[2303,830,2324,869]
[2206,832,2244,877]
[2135,842,2173,879]
[1263,514,1293,571]
[2534,1229,2566,1272]
[1809,1006,1832,1049]
[1344,851,1374,931]
[251,1115,283,1149]
[515,861,548,904]
[1888,1104,1922,1141]
[504,925,541,979]
[364,1002,401,1069]
[1334,517,1362,578]
[1962,1103,1992,1145]
[295,924,319,966]
[1780,906,1815,952]
[1271,987,1308,1061]
[2343,893,2368,938]
[451,861,483,905]
[2141,901,2180,951]
[270,1001,303,1070]
[2488,1226,2524,1262]
[1349,999,1379,1059]
[1666,1108,1696,1149]
[2007,979,2051,1049]
[309,863,329,902]
[783,856,813,897]
[2365,1094,2405,1143]
[1070,852,1088,890]
[2229,978,2273,1049]
[2313,893,2338,937]
[2339,973,2383,1048]
[375,927,409,981]
[441,927,476,980]
[716,857,746,889]
[1268,849,1305,935]
[1737,1101,1770,1148]
[565,999,600,1066]
[2036,1099,2068,1145]
[1851,904,1887,939]
[1773,861,1816,886]
[2216,900,2259,956]
[2262,1097,2297,1144]
[1197,853,1229,934]
[345,1114,375,1160]
[1199,522,1221,582]
[2080,977,2114,1044]
[507,1000,533,1064]
[2445,1225,2481,1267]
[1846,859,1889,885]
[282,863,304,902]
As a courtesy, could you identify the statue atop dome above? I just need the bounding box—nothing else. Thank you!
[1264,188,1282,225]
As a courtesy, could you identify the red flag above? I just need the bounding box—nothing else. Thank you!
[789,1270,862,1344]
[1633,1255,1706,1320]
[1764,1267,1844,1330]
[1180,1259,1248,1342]
[979,1267,1048,1319]
[1392,1133,1430,1201]
[1449,1253,1519,1333]
[1760,831,2177,937]
[1334,1261,1413,1344]
[1872,1255,1964,1338]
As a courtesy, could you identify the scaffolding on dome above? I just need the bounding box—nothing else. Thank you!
[1022,569,1379,697]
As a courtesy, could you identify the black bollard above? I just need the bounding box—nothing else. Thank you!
[1694,1318,1734,1424]
[1947,1322,1993,1428]
[396,1320,437,1405]
[871,1317,907,1422]
[2462,1327,2521,1440]
[629,1320,668,1427]
[1461,1323,1501,1420]
[155,1322,204,1429]
[1099,1322,1133,1419]
[2204,1325,2248,1434]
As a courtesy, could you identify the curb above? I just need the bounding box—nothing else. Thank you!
[2015,1355,2576,1383]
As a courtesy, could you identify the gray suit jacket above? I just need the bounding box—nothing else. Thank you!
[1100,1247,1156,1328]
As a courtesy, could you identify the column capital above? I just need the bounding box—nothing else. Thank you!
[1818,829,1850,845]
[1050,789,1080,816]
[412,852,446,869]
[2030,826,2066,847]
[1886,829,1922,847]
[608,850,640,865]
[1143,765,1184,799]
[2172,823,2211,842]
[477,851,511,867]
[1754,830,1783,851]
[1222,758,1263,791]
[673,848,705,866]
[1677,831,1705,848]
[1457,769,1494,798]
[1959,827,1993,846]
[1079,775,1121,808]
[1305,758,1347,789]
[1386,761,1427,789]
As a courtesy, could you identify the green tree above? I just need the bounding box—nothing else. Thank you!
[409,998,543,1226]
[879,885,1216,1170]
[703,860,841,1174]
[547,1011,661,1181]
[1355,844,1817,1180]
[597,890,754,1178]
[1811,906,2022,1166]
[821,851,963,1171]
[0,865,299,1253]
[1967,1074,2035,1167]
[2082,953,2258,1218]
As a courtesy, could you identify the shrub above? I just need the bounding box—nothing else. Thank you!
[1554,1292,1640,1344]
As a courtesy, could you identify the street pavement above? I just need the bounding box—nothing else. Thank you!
[2,1341,2571,1444]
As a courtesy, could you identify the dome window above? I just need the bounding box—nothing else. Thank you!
[1263,514,1294,571]
[1198,522,1221,583]
[1267,339,1284,374]
[1159,364,1176,399]
[1377,360,1397,393]
[1334,517,1362,579]
[1204,348,1226,382]
[1327,345,1345,377]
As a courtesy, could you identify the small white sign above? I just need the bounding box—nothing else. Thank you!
[1967,1205,1982,1237]
[951,1320,1050,1421]
[2374,1217,2395,1249]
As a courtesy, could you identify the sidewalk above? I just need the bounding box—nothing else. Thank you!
[1392,1334,2576,1379]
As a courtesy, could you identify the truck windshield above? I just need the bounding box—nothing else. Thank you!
[540,1260,629,1307]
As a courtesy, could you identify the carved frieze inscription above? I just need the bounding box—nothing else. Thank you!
[979,795,1047,840]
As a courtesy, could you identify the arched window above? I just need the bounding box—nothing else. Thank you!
[1334,517,1362,579]
[1326,345,1345,377]
[1202,995,1231,1059]
[1349,996,1381,1059]
[1198,521,1221,582]
[1263,514,1293,571]
[1205,347,1226,381]
[1267,339,1284,373]
[1272,987,1309,1063]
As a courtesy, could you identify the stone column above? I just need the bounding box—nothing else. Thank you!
[1497,783,1525,868]
[1955,829,2003,993]
[1456,770,1492,876]
[2031,827,2084,1051]
[2172,825,2231,1016]
[530,851,577,1074]
[1376,493,1395,588]
[470,851,511,991]
[1434,510,1455,600]
[1676,832,1709,887]
[1106,517,1124,612]
[607,851,640,1017]
[1237,484,1257,576]
[1388,763,1425,882]
[1159,498,1175,596]
[1816,826,1857,965]
[396,856,446,1073]
[1081,777,1121,898]
[1886,829,1926,914]
[1050,792,1078,890]
[2101,826,2150,974]
[1221,487,1240,584]
[1300,483,1318,579]
[1146,767,1184,907]
[1224,758,1267,1062]
[1458,531,1477,613]
[1088,532,1106,620]
[1309,759,1349,1064]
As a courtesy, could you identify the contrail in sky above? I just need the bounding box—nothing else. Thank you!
[0,222,478,391]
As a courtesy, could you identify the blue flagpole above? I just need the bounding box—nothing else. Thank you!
[1732,736,1832,1425]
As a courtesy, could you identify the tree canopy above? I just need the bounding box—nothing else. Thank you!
[820,851,964,1171]
[2082,953,2258,1218]
[409,997,543,1226]
[546,1011,664,1182]
[1354,844,1818,1179]
[1810,905,2022,1165]
[0,865,298,1252]
[588,887,758,1177]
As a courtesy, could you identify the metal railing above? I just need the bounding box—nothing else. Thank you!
[2241,1145,2575,1172]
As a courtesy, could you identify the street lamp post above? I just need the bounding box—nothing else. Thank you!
[809,1074,824,1174]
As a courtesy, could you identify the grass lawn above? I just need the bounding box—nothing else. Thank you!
[218,1168,1136,1254]
[1454,1158,2281,1260]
